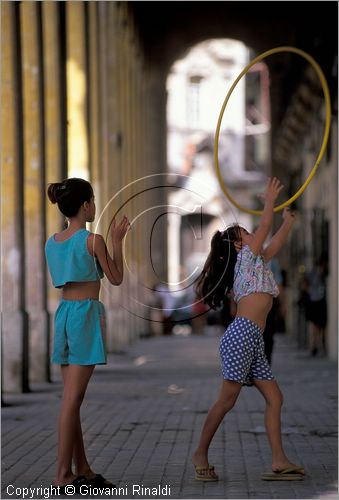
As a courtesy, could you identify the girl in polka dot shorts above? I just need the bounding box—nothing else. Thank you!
[192,178,304,482]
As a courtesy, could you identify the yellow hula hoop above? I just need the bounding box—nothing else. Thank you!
[214,46,331,215]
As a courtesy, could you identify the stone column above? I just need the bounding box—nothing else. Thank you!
[20,1,48,384]
[124,11,137,345]
[42,2,65,381]
[146,67,168,282]
[1,2,29,393]
[66,1,89,180]
[87,1,102,218]
[96,1,120,351]
[106,2,133,349]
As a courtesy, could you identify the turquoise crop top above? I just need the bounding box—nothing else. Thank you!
[45,229,104,288]
[233,245,279,303]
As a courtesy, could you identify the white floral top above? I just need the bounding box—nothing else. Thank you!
[233,245,279,303]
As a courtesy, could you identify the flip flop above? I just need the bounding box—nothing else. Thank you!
[195,465,219,482]
[261,467,305,481]
[86,473,115,487]
[58,475,87,494]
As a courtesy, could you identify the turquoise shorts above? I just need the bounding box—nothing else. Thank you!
[52,299,107,365]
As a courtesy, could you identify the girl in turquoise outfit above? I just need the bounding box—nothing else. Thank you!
[45,178,130,492]
[192,178,304,482]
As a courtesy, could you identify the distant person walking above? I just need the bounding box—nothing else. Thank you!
[305,257,328,356]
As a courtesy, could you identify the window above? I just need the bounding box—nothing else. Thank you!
[187,75,203,128]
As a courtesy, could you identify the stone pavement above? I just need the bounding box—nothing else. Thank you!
[1,329,338,500]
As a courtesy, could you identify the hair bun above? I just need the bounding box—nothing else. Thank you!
[46,178,93,217]
[47,182,65,204]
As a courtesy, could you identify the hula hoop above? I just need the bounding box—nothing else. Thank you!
[214,46,331,215]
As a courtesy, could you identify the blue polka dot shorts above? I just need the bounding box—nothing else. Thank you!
[219,317,274,386]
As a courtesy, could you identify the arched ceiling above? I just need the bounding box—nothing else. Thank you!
[130,1,337,74]
[130,1,337,154]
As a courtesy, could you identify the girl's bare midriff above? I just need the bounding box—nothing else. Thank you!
[62,281,101,301]
[236,293,273,330]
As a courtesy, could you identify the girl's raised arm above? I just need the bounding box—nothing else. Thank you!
[249,178,284,255]
[262,207,296,262]
[92,216,130,285]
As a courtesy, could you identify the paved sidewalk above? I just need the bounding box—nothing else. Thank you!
[1,329,338,499]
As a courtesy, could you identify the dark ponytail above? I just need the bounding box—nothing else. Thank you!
[195,225,241,310]
[47,178,93,217]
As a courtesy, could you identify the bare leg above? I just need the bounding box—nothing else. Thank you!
[314,324,325,354]
[73,414,94,477]
[54,364,95,486]
[253,379,303,472]
[192,380,242,468]
[60,366,93,478]
[320,326,326,353]
[64,370,113,485]
[309,323,319,355]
